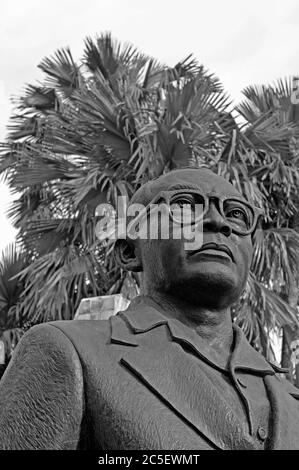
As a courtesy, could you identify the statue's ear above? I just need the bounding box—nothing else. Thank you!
[113,239,143,272]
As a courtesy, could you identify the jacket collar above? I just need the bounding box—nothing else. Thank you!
[114,295,277,376]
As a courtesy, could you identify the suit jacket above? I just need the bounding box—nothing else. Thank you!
[0,296,299,450]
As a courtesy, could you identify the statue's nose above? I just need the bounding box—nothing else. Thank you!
[202,202,232,237]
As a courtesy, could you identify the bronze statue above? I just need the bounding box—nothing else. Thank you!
[0,168,299,450]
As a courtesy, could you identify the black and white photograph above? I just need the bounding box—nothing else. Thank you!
[0,0,299,458]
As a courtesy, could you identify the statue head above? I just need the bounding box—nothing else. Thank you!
[114,168,262,310]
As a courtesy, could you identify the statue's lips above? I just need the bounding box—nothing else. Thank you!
[188,243,234,262]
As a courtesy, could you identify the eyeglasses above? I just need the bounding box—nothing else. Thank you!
[128,189,263,237]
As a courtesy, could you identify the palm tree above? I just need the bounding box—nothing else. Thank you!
[234,80,299,379]
[0,244,30,362]
[0,33,298,374]
[0,34,230,322]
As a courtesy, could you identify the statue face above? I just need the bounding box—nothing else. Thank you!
[133,169,256,309]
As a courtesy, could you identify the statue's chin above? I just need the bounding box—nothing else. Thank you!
[165,271,242,310]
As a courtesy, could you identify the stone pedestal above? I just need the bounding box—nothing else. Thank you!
[74,294,130,321]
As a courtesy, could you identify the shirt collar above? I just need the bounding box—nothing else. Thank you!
[119,295,278,376]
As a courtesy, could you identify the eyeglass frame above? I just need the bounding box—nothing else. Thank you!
[127,188,264,237]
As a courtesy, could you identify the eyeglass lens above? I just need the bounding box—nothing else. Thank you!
[168,193,254,232]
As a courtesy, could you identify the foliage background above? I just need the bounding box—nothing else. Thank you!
[0,34,298,378]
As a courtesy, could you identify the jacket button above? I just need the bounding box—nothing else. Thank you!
[257,426,267,441]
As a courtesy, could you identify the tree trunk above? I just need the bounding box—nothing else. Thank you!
[281,267,299,384]
[281,325,294,382]
[289,210,299,387]
[296,363,299,388]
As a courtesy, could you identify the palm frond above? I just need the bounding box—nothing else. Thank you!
[0,244,28,329]
[38,47,82,98]
[235,272,298,352]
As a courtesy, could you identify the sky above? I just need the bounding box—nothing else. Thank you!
[0,0,299,252]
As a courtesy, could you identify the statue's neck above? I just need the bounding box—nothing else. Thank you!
[143,291,234,364]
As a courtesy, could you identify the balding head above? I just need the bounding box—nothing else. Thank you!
[129,168,243,208]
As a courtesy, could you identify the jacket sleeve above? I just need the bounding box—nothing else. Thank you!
[0,323,84,449]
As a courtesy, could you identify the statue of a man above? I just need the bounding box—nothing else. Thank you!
[0,168,299,450]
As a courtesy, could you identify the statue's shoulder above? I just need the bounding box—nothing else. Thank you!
[46,318,112,344]
[18,319,110,353]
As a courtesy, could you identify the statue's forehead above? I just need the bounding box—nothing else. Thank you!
[133,170,242,205]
